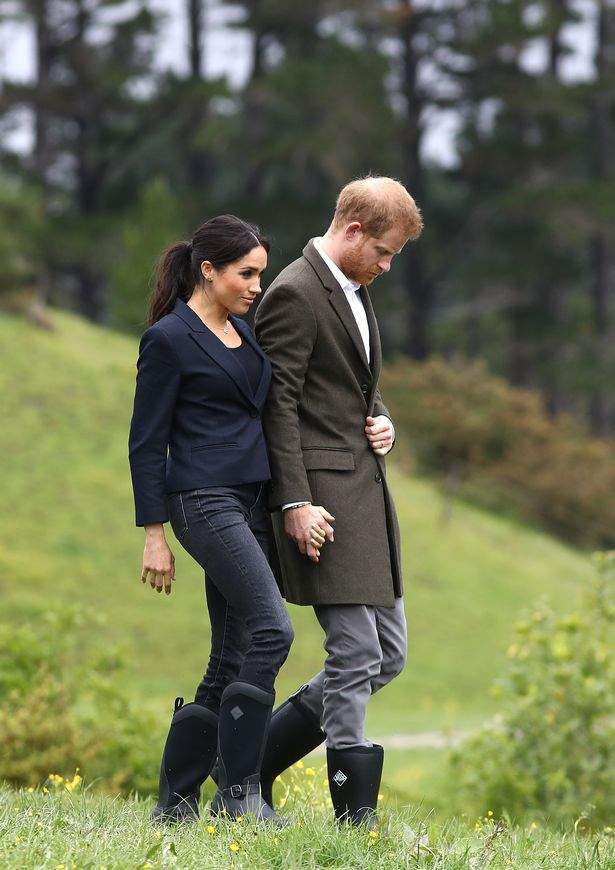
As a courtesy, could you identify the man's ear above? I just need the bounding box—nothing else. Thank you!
[344,221,363,242]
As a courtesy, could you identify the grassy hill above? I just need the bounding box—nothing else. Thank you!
[0,309,595,744]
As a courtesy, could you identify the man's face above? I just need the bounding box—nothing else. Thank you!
[339,224,409,286]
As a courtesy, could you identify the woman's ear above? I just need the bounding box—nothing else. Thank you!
[201,260,215,283]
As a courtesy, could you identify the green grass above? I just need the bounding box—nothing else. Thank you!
[1,780,613,869]
[0,307,595,740]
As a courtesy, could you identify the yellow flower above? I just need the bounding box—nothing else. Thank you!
[487,810,493,817]
[42,787,49,794]
[295,760,304,769]
[14,836,22,844]
[369,831,378,839]
[27,787,34,793]
[207,825,216,834]
[229,842,240,852]
[305,767,315,776]
[377,793,383,801]
[530,822,538,830]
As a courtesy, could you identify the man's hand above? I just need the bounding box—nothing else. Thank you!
[283,504,335,564]
[365,415,394,455]
[141,524,176,595]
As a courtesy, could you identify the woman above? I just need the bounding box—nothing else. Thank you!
[128,215,325,825]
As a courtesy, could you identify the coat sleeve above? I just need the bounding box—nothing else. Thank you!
[128,326,181,526]
[255,282,317,508]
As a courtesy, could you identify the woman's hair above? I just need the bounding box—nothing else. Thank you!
[147,214,270,325]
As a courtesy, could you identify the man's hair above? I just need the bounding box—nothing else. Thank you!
[332,176,423,240]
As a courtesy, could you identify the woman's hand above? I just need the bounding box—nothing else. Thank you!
[141,524,176,595]
[283,504,335,564]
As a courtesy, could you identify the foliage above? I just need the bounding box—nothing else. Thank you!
[450,552,615,827]
[0,178,45,295]
[108,178,186,333]
[0,605,159,795]
[382,357,615,547]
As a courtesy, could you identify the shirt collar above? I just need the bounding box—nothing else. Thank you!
[313,237,361,294]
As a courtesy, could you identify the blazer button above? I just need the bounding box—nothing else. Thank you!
[375,472,382,483]
[361,383,369,395]
[250,409,259,418]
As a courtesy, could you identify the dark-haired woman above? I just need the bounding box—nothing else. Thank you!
[128,216,319,825]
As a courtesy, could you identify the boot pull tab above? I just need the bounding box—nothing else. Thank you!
[174,696,184,712]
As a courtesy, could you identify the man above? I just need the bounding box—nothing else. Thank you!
[254,176,423,826]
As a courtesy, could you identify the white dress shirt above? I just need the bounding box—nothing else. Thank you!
[313,237,371,364]
[282,238,393,510]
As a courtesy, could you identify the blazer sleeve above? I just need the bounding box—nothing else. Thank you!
[255,282,317,507]
[128,326,181,526]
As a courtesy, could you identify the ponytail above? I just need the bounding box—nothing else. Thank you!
[148,241,195,326]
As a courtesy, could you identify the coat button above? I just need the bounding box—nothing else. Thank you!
[374,472,382,483]
[361,383,369,395]
[250,409,259,418]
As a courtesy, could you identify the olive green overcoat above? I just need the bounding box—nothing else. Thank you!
[254,240,403,607]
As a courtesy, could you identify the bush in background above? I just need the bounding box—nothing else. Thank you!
[381,357,615,547]
[450,552,615,827]
[0,605,160,795]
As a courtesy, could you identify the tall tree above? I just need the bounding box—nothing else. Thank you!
[588,0,615,432]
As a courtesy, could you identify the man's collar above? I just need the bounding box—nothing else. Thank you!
[313,237,361,293]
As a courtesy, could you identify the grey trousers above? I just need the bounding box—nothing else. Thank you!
[298,597,407,749]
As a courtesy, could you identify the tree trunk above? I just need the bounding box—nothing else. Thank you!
[398,0,430,359]
[32,0,53,305]
[588,0,615,433]
[188,0,204,79]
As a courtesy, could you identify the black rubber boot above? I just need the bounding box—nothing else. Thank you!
[209,683,325,807]
[209,681,287,825]
[327,744,384,829]
[260,684,326,806]
[150,697,218,825]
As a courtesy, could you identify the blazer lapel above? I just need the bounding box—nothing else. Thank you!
[172,299,258,409]
[189,330,258,410]
[303,240,371,376]
[231,315,272,408]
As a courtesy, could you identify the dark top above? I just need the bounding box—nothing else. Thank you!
[128,298,272,527]
[231,339,263,395]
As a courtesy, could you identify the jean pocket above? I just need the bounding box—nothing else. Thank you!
[168,492,189,540]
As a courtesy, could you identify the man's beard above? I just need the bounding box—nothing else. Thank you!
[339,245,372,285]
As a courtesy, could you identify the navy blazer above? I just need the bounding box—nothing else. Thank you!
[128,298,272,527]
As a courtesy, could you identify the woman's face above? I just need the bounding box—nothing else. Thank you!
[201,245,268,315]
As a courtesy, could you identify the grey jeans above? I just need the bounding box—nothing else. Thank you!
[298,598,407,748]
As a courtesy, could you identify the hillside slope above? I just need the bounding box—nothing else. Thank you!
[0,310,594,734]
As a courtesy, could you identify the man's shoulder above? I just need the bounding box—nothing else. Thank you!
[267,255,317,294]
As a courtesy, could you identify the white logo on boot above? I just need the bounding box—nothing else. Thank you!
[333,770,348,787]
[230,705,244,720]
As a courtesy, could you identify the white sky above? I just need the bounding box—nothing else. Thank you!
[0,0,597,167]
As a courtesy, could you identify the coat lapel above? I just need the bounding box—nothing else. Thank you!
[303,240,371,377]
[359,285,382,385]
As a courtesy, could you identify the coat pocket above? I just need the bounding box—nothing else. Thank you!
[301,447,355,471]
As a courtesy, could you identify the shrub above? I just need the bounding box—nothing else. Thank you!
[0,605,160,795]
[450,552,615,827]
[381,357,615,547]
